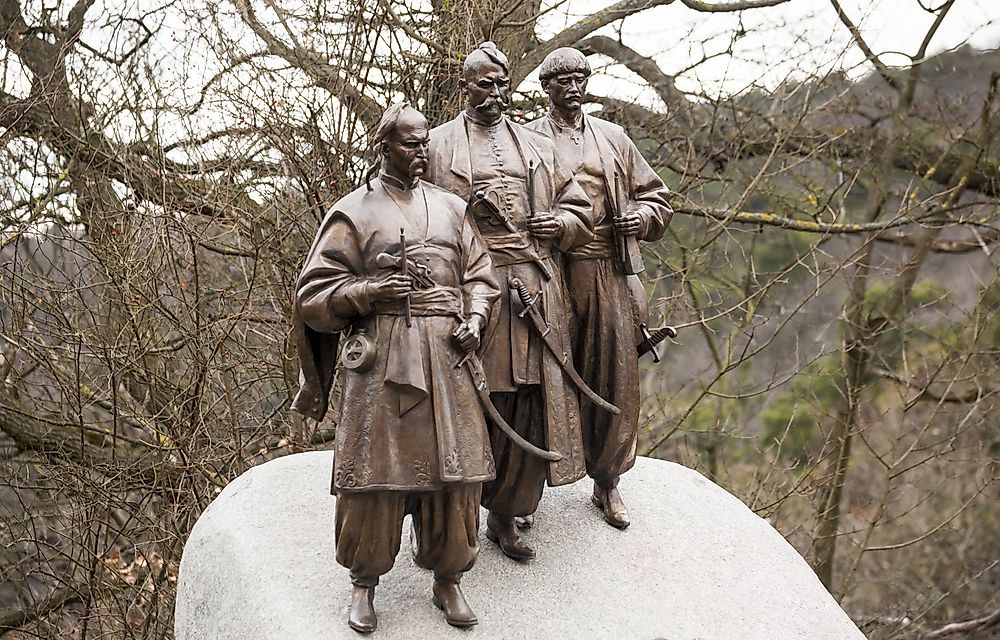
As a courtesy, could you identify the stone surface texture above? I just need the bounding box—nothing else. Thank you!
[174,451,865,640]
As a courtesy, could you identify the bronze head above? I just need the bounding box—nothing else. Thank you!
[462,42,511,124]
[539,47,591,116]
[367,103,429,189]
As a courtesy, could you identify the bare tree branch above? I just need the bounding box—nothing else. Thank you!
[578,35,686,108]
[229,0,382,127]
[924,607,1000,638]
[675,204,956,234]
[679,0,791,11]
[516,0,789,84]
[0,584,83,633]
[829,0,902,92]
[875,229,1000,254]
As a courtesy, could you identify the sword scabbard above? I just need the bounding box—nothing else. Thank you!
[508,277,621,416]
[463,354,562,462]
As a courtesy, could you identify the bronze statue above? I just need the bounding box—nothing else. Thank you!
[527,47,673,529]
[425,42,613,561]
[291,103,502,632]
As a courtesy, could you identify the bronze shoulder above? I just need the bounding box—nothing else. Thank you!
[585,114,626,138]
[420,180,468,214]
[428,116,463,145]
[515,120,556,150]
[317,185,378,227]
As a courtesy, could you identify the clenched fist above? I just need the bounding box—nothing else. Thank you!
[614,206,642,236]
[452,314,485,353]
[526,211,563,240]
[370,274,412,303]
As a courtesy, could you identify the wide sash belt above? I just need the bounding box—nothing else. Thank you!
[373,286,463,316]
[565,224,616,260]
[375,286,463,416]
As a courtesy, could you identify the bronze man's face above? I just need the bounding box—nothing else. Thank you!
[543,71,589,113]
[385,115,430,180]
[463,59,511,121]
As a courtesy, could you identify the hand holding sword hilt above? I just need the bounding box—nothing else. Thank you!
[525,211,563,241]
[613,207,643,236]
[524,161,558,278]
[451,311,484,356]
[613,171,646,275]
[375,252,434,289]
[369,274,412,304]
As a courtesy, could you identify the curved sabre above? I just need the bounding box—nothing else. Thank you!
[509,278,621,416]
[461,353,562,462]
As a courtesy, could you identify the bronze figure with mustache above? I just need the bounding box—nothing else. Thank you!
[527,47,674,529]
[425,42,595,562]
[292,103,501,633]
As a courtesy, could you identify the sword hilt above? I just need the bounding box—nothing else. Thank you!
[652,325,678,341]
[399,228,411,327]
[638,324,677,361]
[510,277,531,304]
[509,277,543,322]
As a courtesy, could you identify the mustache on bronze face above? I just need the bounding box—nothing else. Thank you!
[474,95,509,110]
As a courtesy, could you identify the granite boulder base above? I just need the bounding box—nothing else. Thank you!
[174,452,865,640]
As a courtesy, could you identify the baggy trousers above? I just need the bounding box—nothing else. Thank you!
[480,385,548,517]
[335,484,482,587]
[566,257,639,487]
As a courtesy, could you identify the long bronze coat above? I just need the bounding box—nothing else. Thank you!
[291,176,501,493]
[425,114,592,486]
[526,113,672,482]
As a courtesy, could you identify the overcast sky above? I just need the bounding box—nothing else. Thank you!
[532,0,1000,102]
[4,0,998,150]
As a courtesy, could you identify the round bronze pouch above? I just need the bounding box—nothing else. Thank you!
[341,332,377,372]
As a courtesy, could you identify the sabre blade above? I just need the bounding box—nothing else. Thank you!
[527,160,536,218]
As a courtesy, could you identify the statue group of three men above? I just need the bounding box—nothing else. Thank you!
[292,42,673,633]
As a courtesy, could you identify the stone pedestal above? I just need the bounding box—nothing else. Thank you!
[175,452,864,639]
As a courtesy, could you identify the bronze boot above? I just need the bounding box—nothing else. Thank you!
[348,584,377,634]
[432,578,478,628]
[485,512,536,560]
[592,481,630,529]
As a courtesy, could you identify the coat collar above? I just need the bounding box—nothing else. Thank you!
[448,114,544,185]
[582,114,627,210]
